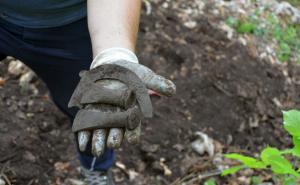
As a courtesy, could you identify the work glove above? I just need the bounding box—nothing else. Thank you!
[68,48,176,157]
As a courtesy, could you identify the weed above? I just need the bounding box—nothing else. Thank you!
[204,178,216,185]
[222,110,300,184]
[226,7,300,63]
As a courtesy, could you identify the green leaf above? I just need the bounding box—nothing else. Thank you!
[277,41,292,62]
[261,147,281,165]
[204,178,216,185]
[267,155,299,176]
[224,153,266,169]
[221,165,245,176]
[283,175,297,185]
[236,21,257,34]
[280,42,291,53]
[283,27,297,44]
[292,136,300,157]
[259,147,300,177]
[277,52,290,62]
[273,25,282,41]
[283,110,300,137]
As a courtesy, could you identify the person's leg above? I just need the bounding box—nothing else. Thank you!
[0,17,114,171]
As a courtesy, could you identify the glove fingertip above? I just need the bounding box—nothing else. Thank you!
[147,75,176,97]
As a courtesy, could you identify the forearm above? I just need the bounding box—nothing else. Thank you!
[87,0,141,57]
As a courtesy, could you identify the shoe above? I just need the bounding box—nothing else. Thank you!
[81,167,115,185]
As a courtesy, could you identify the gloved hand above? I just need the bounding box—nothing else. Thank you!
[68,48,176,157]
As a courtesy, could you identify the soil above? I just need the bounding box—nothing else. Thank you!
[1,1,300,185]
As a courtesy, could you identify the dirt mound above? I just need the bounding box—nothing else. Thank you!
[117,4,300,184]
[1,2,300,185]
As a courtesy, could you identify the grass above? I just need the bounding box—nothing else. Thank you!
[225,5,300,63]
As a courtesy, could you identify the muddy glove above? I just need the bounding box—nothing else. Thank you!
[68,48,176,157]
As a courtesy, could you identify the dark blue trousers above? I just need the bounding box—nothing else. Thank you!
[0,17,114,171]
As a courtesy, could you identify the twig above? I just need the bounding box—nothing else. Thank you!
[143,0,152,15]
[1,174,11,185]
[185,169,222,185]
[170,172,196,185]
[171,169,222,185]
[212,82,232,97]
[27,179,35,185]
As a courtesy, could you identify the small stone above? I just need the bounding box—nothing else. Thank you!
[68,179,85,185]
[219,23,234,40]
[16,110,26,120]
[0,178,5,185]
[19,71,35,87]
[172,144,185,152]
[152,161,164,173]
[162,2,168,9]
[184,21,197,29]
[8,60,26,76]
[141,143,159,153]
[23,151,36,162]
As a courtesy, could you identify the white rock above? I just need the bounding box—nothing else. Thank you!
[212,9,220,15]
[274,2,294,16]
[128,169,139,181]
[184,21,197,29]
[191,131,214,157]
[19,71,35,86]
[196,0,205,13]
[8,60,27,76]
[162,2,168,9]
[0,178,5,185]
[272,2,300,23]
[68,179,85,185]
[219,23,235,40]
[238,37,247,46]
[259,52,268,59]
[8,60,25,75]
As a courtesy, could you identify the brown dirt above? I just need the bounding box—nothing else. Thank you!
[1,1,300,185]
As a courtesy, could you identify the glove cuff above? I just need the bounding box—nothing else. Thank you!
[90,48,139,69]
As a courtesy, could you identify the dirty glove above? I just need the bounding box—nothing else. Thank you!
[68,48,176,157]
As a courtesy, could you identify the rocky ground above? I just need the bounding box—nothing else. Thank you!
[1,0,300,185]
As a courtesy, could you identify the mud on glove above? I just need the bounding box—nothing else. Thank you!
[68,48,176,157]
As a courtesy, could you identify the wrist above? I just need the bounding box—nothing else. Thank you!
[90,47,139,69]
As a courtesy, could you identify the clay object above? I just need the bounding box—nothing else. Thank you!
[68,63,153,118]
[72,106,141,132]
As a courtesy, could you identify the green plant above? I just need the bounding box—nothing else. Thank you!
[226,9,300,63]
[251,176,263,185]
[204,178,216,185]
[222,110,300,184]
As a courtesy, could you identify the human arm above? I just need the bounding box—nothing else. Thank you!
[71,0,175,157]
[87,0,141,56]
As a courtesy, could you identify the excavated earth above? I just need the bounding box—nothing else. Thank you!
[1,2,300,185]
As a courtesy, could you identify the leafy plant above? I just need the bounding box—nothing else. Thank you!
[236,21,257,34]
[226,8,300,63]
[222,110,300,184]
[204,178,216,185]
